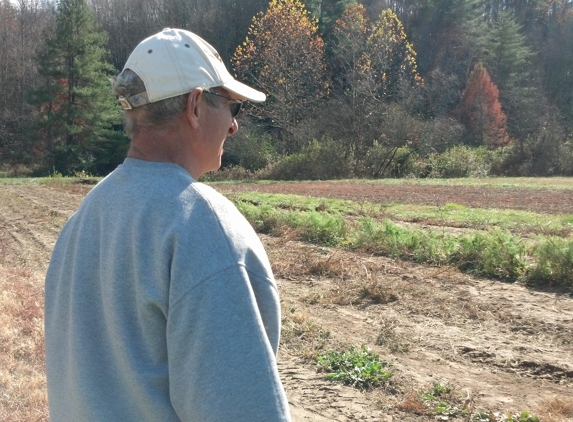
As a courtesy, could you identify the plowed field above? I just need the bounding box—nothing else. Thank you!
[1,179,572,421]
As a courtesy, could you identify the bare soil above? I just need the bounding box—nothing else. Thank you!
[1,180,572,421]
[218,180,573,215]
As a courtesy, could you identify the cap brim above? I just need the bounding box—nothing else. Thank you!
[222,79,266,103]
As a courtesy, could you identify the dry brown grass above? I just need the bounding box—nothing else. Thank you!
[537,396,573,422]
[395,390,432,415]
[375,319,411,354]
[0,267,48,422]
[280,308,332,360]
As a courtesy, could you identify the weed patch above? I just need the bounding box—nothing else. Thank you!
[472,411,540,422]
[421,383,469,418]
[316,345,392,389]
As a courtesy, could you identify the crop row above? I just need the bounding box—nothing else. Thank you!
[227,192,573,290]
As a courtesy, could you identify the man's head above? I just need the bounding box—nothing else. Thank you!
[112,28,265,177]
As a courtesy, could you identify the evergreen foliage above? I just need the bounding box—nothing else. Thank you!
[31,0,126,175]
[484,12,537,140]
[543,8,573,129]
[303,0,357,40]
[408,0,487,77]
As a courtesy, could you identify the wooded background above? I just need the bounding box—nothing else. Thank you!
[1,0,572,177]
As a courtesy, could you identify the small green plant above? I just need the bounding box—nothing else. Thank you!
[316,345,392,389]
[507,411,540,422]
[471,410,540,422]
[421,383,467,418]
[422,383,451,401]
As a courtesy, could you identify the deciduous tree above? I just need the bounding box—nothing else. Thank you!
[232,0,326,153]
[0,0,51,167]
[367,8,420,100]
[457,62,509,147]
[323,4,375,156]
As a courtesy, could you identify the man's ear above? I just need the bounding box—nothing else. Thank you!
[186,88,203,129]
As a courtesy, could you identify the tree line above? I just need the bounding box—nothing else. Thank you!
[1,0,572,177]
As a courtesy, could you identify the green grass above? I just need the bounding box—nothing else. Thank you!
[419,384,541,422]
[229,192,573,236]
[316,345,392,389]
[2,178,570,289]
[0,175,101,185]
[391,203,573,235]
[230,192,573,290]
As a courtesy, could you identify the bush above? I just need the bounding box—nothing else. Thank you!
[526,237,573,288]
[261,139,354,180]
[362,145,419,178]
[427,145,491,178]
[222,125,278,172]
[200,165,258,182]
[497,118,573,176]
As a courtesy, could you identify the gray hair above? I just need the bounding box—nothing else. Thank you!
[111,69,218,138]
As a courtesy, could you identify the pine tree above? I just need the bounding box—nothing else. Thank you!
[485,12,534,92]
[302,0,356,40]
[458,62,509,147]
[232,0,326,153]
[409,0,487,77]
[483,11,537,141]
[544,6,573,128]
[32,0,126,175]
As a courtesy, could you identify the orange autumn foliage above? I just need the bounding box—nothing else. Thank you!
[458,62,510,147]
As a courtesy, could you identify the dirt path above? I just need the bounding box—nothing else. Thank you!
[1,181,572,421]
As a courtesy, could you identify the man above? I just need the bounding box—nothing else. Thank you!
[44,28,291,421]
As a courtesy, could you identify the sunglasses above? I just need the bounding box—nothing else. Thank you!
[204,90,243,117]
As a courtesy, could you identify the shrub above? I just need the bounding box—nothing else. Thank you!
[222,125,278,172]
[497,118,573,176]
[261,139,354,180]
[526,237,573,288]
[200,165,258,182]
[362,145,419,178]
[427,145,491,178]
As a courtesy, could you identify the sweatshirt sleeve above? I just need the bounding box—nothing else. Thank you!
[166,264,291,422]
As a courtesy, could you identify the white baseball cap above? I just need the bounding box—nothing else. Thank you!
[119,28,265,109]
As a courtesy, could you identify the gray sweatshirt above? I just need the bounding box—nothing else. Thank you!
[44,158,291,421]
